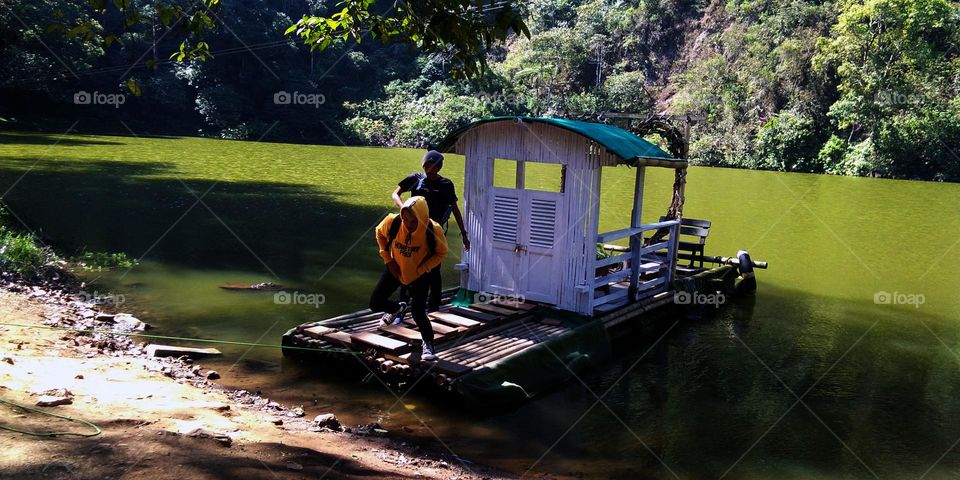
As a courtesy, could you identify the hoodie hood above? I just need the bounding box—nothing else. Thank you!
[401,195,430,230]
[376,194,448,285]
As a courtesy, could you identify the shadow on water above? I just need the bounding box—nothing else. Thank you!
[0,155,393,283]
[0,132,128,147]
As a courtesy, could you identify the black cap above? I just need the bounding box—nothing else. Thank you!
[422,150,444,167]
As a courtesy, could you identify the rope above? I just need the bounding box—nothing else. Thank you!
[0,321,361,438]
[0,322,359,356]
[0,397,102,437]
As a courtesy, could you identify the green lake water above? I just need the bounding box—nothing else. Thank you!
[1,131,960,479]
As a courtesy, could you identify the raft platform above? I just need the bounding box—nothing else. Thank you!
[282,260,753,407]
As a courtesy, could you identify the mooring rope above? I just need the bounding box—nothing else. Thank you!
[0,322,359,356]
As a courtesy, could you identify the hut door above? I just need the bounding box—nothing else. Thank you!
[486,188,522,296]
[485,188,563,305]
[518,191,563,304]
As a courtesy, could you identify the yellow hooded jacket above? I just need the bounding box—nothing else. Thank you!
[376,196,449,285]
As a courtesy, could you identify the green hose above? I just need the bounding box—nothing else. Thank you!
[0,397,102,437]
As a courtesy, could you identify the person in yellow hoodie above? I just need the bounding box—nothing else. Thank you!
[369,196,448,361]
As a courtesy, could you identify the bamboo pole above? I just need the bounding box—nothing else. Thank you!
[444,336,522,362]
[466,340,537,367]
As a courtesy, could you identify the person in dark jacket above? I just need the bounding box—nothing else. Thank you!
[391,150,468,313]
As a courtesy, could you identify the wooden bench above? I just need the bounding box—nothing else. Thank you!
[665,216,711,270]
[644,217,712,273]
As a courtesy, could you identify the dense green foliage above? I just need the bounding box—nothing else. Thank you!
[287,0,529,78]
[0,226,51,276]
[814,0,960,180]
[0,206,54,277]
[344,0,960,180]
[1,0,957,180]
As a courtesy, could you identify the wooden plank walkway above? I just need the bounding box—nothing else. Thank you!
[287,297,573,381]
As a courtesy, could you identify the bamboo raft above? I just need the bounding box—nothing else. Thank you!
[282,259,757,407]
[283,290,562,387]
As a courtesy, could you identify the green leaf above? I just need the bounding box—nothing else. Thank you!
[126,78,141,96]
[125,12,141,28]
[158,7,174,26]
[66,23,87,39]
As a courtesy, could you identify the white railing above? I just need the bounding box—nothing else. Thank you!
[591,220,679,308]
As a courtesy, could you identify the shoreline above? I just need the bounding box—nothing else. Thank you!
[0,272,517,479]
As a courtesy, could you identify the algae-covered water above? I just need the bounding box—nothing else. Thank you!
[1,130,959,479]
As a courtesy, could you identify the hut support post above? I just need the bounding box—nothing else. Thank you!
[666,167,687,287]
[630,166,645,228]
[585,160,603,315]
[628,167,645,299]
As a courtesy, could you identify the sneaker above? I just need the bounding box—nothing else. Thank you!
[421,342,438,362]
[379,301,407,326]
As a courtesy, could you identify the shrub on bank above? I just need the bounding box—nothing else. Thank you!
[0,225,54,278]
[0,206,138,280]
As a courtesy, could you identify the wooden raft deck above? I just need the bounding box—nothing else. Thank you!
[283,295,571,388]
[282,263,746,395]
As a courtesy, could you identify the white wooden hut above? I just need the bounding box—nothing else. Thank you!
[437,116,689,316]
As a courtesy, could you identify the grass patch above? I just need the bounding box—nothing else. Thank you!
[0,204,54,277]
[0,226,54,278]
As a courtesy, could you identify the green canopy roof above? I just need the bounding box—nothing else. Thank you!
[435,116,685,168]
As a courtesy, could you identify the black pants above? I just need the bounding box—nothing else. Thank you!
[398,265,442,312]
[368,268,434,345]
